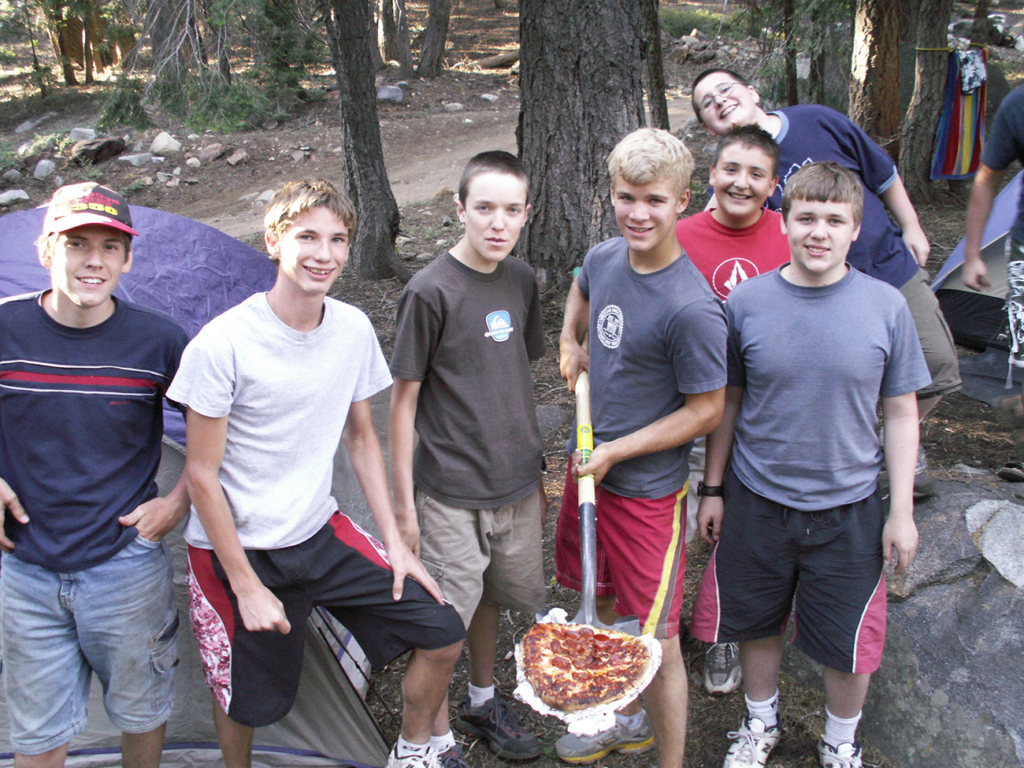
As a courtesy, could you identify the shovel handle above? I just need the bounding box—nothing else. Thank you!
[575,371,596,505]
[575,371,599,625]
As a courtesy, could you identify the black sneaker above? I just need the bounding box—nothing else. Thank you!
[453,689,541,760]
[438,743,470,768]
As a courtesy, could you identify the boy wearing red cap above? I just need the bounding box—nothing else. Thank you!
[0,183,190,768]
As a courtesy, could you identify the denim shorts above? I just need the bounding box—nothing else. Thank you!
[0,535,179,755]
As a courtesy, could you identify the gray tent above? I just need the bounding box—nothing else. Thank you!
[0,206,390,767]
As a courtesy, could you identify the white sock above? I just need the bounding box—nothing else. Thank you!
[823,707,861,748]
[745,690,779,729]
[468,683,495,709]
[430,731,456,753]
[615,710,645,730]
[395,736,430,758]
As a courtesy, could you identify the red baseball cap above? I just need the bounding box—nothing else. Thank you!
[43,182,140,237]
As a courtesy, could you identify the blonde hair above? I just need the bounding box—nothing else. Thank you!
[607,128,694,198]
[263,178,357,243]
[781,162,864,227]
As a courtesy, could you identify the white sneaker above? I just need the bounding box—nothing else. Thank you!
[723,716,780,768]
[387,747,441,768]
[817,739,862,768]
[704,641,742,694]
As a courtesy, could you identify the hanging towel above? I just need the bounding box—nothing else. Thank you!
[932,48,987,180]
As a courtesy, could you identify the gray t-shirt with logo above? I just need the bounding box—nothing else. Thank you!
[390,252,545,508]
[575,238,728,499]
[727,267,931,510]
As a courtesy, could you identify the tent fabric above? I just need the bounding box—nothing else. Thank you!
[932,170,1024,351]
[0,205,279,445]
[0,209,389,768]
[931,48,987,181]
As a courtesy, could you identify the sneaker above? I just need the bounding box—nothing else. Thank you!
[554,711,654,764]
[437,744,470,768]
[387,747,441,768]
[817,739,863,768]
[453,689,541,760]
[723,716,780,768]
[704,642,742,695]
[913,446,937,500]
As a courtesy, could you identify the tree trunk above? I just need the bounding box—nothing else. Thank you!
[782,0,798,105]
[367,0,385,71]
[807,3,827,105]
[849,0,901,160]
[899,0,953,202]
[380,0,398,60]
[393,0,413,78]
[83,11,94,85]
[321,0,411,282]
[971,0,990,44]
[518,0,646,278]
[416,0,453,78]
[641,0,669,131]
[44,5,79,86]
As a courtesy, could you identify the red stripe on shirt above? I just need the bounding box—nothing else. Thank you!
[0,370,158,388]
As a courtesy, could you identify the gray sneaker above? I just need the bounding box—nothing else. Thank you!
[437,744,470,768]
[555,711,654,764]
[704,642,742,695]
[453,689,541,760]
[913,446,937,499]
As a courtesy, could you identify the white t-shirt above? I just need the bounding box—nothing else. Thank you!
[168,293,392,550]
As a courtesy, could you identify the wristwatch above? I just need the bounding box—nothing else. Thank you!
[697,482,724,498]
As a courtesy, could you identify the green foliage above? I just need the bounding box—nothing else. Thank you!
[121,177,147,197]
[154,69,284,132]
[659,6,745,39]
[0,44,17,64]
[0,136,19,170]
[99,78,152,131]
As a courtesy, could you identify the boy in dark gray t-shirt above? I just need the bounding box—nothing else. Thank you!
[690,163,930,768]
[390,151,545,764]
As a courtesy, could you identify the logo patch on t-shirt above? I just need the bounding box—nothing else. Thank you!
[712,258,760,300]
[484,310,514,342]
[597,304,623,349]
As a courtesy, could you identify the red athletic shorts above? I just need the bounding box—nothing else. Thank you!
[555,466,687,639]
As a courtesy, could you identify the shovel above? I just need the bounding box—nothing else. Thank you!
[570,371,641,636]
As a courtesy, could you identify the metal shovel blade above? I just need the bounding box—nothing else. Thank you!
[570,371,641,636]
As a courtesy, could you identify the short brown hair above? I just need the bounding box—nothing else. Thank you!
[781,162,864,226]
[458,151,529,206]
[607,128,694,198]
[263,178,356,244]
[691,68,751,125]
[713,125,779,178]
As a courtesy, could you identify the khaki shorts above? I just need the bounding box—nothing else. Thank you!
[899,268,962,398]
[416,488,546,629]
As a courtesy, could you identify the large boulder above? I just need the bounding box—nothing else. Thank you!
[781,475,1024,768]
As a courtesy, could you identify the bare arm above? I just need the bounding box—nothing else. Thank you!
[559,278,590,392]
[184,408,291,634]
[696,385,743,545]
[343,397,443,603]
[575,387,725,486]
[880,175,930,267]
[962,163,1005,291]
[881,392,920,575]
[388,378,422,555]
[0,477,29,553]
[118,471,190,542]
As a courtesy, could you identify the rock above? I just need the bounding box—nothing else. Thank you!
[133,141,145,152]
[396,81,410,89]
[173,167,181,176]
[156,172,172,183]
[239,191,260,202]
[415,252,434,261]
[188,133,200,140]
[139,176,153,186]
[166,177,180,188]
[53,176,63,187]
[119,153,153,168]
[150,132,182,154]
[434,185,455,200]
[186,157,201,168]
[33,159,56,178]
[3,169,22,181]
[199,143,227,163]
[965,499,1024,587]
[435,239,446,248]
[377,85,405,103]
[396,235,413,246]
[291,150,307,162]
[226,150,250,166]
[444,102,464,112]
[782,479,1024,768]
[480,93,499,103]
[69,127,97,143]
[70,137,126,166]
[14,112,56,135]
[183,178,199,184]
[0,190,30,205]
[441,216,454,227]
[256,189,276,204]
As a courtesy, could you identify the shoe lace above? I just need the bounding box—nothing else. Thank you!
[726,724,759,762]
[487,695,527,738]
[438,746,467,768]
[708,642,735,671]
[822,743,859,768]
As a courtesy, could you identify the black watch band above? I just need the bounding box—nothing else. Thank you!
[697,482,724,498]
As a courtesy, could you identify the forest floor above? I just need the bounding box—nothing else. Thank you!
[3,1,1024,766]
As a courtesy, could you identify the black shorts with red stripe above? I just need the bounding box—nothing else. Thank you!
[690,468,887,675]
[187,511,465,727]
